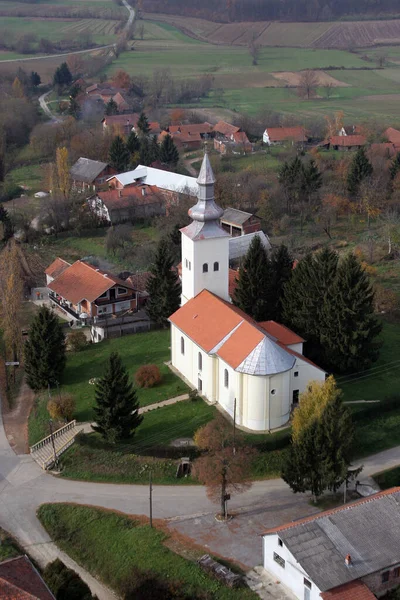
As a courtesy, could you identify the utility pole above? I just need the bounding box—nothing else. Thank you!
[149,470,153,528]
[49,419,58,468]
[233,397,237,455]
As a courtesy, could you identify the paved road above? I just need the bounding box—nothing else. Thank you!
[38,90,61,123]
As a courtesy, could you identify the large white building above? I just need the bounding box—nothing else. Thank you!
[169,153,325,432]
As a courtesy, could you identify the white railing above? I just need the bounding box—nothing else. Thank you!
[40,431,83,470]
[30,420,77,453]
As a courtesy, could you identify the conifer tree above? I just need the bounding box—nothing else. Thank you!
[137,111,150,137]
[93,351,142,444]
[146,238,181,328]
[30,71,41,88]
[0,204,13,241]
[322,253,382,372]
[233,234,273,321]
[53,62,72,89]
[24,306,66,391]
[126,131,140,155]
[389,152,400,180]
[269,244,293,322]
[150,134,160,163]
[105,98,118,115]
[160,134,179,166]
[139,137,153,166]
[347,147,373,196]
[108,135,130,172]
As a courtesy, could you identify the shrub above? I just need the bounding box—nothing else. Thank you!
[189,388,199,401]
[47,393,75,421]
[68,330,88,352]
[43,559,94,600]
[135,364,162,388]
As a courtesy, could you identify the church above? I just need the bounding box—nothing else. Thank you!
[169,153,326,432]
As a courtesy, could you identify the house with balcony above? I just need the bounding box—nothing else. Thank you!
[46,259,137,322]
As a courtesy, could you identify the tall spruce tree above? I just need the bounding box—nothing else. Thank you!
[53,62,72,88]
[0,204,13,242]
[139,137,153,166]
[322,253,382,373]
[282,248,338,362]
[160,133,179,167]
[105,98,118,115]
[150,135,160,163]
[24,306,66,391]
[93,351,142,444]
[347,147,373,196]
[233,234,273,321]
[137,111,150,137]
[126,131,140,155]
[146,238,181,327]
[269,244,293,322]
[108,135,130,172]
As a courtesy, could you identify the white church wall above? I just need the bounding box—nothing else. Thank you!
[217,358,237,419]
[269,371,291,429]
[287,342,303,354]
[290,358,326,403]
[171,326,194,385]
[193,238,229,302]
[243,374,268,430]
[263,535,321,600]
[181,235,195,305]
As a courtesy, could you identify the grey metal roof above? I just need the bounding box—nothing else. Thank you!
[221,208,255,227]
[236,334,295,375]
[181,220,230,242]
[70,158,108,183]
[229,231,271,260]
[197,152,215,185]
[277,490,400,592]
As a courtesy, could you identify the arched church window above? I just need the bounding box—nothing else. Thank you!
[203,263,208,273]
[181,337,185,355]
[198,352,202,371]
[224,369,229,388]
[214,262,219,272]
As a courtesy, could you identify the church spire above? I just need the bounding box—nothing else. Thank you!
[188,151,223,223]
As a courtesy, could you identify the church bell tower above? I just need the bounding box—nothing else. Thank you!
[180,151,230,305]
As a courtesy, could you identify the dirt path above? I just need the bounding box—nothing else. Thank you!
[3,376,35,455]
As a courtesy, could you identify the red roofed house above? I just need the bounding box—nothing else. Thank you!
[0,555,55,599]
[169,152,325,432]
[88,184,165,224]
[46,259,137,321]
[213,120,252,155]
[383,127,400,145]
[321,135,367,151]
[263,126,308,145]
[262,487,400,600]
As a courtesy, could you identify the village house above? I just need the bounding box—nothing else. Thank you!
[168,122,213,139]
[213,120,252,155]
[107,165,199,205]
[321,135,367,151]
[262,487,400,600]
[169,153,325,432]
[0,555,55,599]
[220,208,262,237]
[87,185,165,224]
[369,142,398,159]
[46,259,138,322]
[70,157,116,192]
[263,126,308,146]
[102,113,160,136]
[383,127,400,146]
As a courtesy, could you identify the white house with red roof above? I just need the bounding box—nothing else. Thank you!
[169,153,325,432]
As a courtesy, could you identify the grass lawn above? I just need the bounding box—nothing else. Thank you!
[373,466,400,490]
[38,504,256,599]
[0,527,22,562]
[61,329,189,421]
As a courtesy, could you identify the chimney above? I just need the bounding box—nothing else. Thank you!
[345,555,352,567]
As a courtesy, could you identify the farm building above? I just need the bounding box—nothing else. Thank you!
[263,126,307,145]
[321,135,366,151]
[384,127,400,146]
[369,142,398,158]
[262,488,400,600]
[220,208,261,237]
[102,113,139,135]
[70,158,116,192]
[213,121,252,155]
[88,185,165,224]
[160,129,203,151]
[168,122,213,138]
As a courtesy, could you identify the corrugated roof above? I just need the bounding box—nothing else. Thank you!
[263,488,400,592]
[320,581,376,600]
[108,165,198,196]
[229,231,271,260]
[221,207,254,227]
[48,260,134,304]
[45,257,71,279]
[70,157,108,183]
[0,556,55,600]
[169,289,298,375]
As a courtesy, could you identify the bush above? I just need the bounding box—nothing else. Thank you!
[135,364,162,388]
[189,388,199,401]
[47,393,75,421]
[43,559,94,600]
[68,330,88,352]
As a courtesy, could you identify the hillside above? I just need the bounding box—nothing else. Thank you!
[141,0,400,22]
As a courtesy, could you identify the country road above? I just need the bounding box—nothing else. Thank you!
[38,90,61,123]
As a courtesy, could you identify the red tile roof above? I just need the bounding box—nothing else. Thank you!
[169,123,213,136]
[263,487,400,535]
[0,556,55,600]
[102,113,139,127]
[258,320,304,345]
[384,127,400,144]
[213,120,240,137]
[327,135,367,147]
[320,581,376,600]
[265,126,307,143]
[45,257,71,279]
[96,185,162,210]
[370,142,398,157]
[233,131,250,144]
[48,260,134,304]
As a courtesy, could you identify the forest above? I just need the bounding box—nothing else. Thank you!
[141,0,400,22]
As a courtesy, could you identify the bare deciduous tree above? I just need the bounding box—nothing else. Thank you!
[298,70,320,100]
[248,35,261,66]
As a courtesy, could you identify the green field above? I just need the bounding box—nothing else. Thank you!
[374,466,400,489]
[38,504,256,599]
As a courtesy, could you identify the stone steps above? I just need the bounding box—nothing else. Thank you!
[30,423,83,469]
